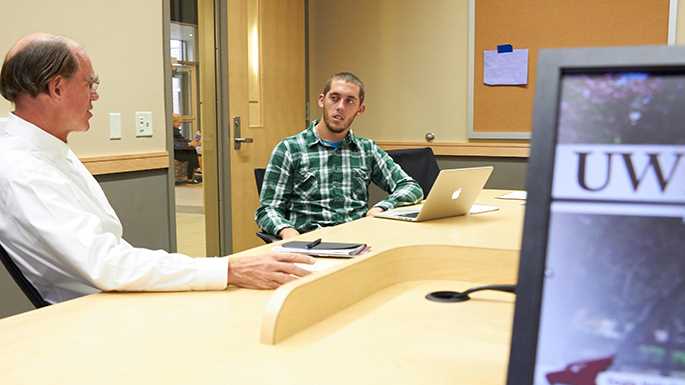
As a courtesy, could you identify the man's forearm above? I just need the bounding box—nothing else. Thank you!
[381,182,423,208]
[256,206,294,236]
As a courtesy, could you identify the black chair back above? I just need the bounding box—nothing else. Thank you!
[0,242,49,308]
[386,147,441,197]
[254,168,266,195]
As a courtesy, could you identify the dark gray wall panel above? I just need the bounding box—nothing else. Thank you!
[0,267,34,318]
[436,156,528,190]
[96,170,172,251]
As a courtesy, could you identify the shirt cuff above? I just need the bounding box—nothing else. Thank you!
[373,201,394,211]
[191,256,229,290]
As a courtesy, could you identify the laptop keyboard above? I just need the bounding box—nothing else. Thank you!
[398,212,419,218]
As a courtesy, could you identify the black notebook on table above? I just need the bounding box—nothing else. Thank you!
[273,241,368,257]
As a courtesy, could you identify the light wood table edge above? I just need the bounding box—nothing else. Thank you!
[260,244,518,345]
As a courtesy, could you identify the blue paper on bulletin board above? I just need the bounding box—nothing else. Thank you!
[483,48,529,85]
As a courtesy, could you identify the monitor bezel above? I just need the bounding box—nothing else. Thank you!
[505,44,685,385]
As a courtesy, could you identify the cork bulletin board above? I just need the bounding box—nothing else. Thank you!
[469,0,671,139]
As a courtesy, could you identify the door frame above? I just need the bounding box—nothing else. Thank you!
[165,0,308,256]
[162,0,178,252]
[163,0,233,256]
[215,0,233,255]
[197,0,233,256]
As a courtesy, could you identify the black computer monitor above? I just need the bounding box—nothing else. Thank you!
[507,45,685,385]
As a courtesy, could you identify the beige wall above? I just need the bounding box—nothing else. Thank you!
[0,0,167,157]
[310,0,685,143]
[3,1,684,152]
[678,0,685,43]
[308,0,469,142]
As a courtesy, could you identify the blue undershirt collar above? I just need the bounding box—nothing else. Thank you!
[320,138,343,149]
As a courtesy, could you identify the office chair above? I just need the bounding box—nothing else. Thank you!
[254,168,266,195]
[386,147,441,197]
[0,242,49,308]
[254,168,280,244]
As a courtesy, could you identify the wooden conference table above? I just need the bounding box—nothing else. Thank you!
[0,190,525,385]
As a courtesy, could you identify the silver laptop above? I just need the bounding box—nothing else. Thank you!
[375,166,495,222]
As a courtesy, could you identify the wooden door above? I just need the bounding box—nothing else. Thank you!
[227,0,305,251]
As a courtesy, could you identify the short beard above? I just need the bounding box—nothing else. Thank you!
[323,114,350,134]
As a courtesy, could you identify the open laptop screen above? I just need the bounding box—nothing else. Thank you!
[507,47,685,385]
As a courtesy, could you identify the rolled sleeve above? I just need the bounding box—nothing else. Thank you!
[370,145,424,209]
[255,142,295,235]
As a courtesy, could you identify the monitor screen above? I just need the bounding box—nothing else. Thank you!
[537,71,685,384]
[508,46,685,385]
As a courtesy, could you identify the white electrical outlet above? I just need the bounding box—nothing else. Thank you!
[109,112,121,140]
[135,111,153,137]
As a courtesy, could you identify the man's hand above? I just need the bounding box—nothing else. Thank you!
[366,207,385,217]
[227,252,315,289]
[278,227,300,239]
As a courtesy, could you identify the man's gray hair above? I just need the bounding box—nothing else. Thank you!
[322,72,365,103]
[0,36,79,102]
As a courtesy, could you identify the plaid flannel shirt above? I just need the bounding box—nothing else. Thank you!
[255,122,423,235]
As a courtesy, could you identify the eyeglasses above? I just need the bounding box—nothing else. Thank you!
[88,77,100,93]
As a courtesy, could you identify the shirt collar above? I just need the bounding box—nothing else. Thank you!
[306,120,360,150]
[5,113,71,159]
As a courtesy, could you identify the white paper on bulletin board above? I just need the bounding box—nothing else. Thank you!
[483,49,529,85]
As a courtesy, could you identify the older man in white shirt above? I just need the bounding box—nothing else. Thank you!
[0,33,313,304]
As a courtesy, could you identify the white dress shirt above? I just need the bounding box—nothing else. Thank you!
[0,114,228,304]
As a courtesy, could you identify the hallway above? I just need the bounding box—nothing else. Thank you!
[175,183,205,257]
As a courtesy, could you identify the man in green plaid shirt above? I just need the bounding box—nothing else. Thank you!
[256,72,423,239]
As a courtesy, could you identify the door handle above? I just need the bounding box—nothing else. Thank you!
[233,116,254,150]
[235,137,254,144]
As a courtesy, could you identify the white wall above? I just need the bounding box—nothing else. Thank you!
[0,0,167,157]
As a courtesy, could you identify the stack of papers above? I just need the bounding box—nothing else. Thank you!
[470,204,500,214]
[496,191,527,201]
[273,241,369,258]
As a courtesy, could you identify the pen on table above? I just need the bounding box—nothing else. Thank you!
[306,238,322,249]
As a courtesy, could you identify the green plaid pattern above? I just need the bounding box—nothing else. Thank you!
[256,121,423,235]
